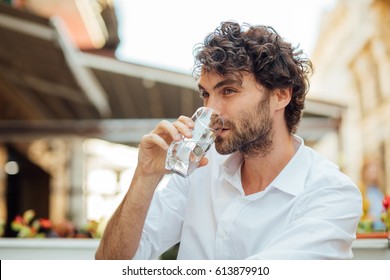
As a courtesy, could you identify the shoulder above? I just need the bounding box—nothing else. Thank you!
[299,145,362,209]
[304,146,355,187]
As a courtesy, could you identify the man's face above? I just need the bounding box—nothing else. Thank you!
[198,72,274,157]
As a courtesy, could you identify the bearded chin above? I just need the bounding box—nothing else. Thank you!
[214,120,273,157]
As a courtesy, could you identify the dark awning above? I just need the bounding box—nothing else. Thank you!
[0,3,344,145]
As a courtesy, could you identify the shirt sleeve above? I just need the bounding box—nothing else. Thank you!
[246,180,363,260]
[132,175,189,259]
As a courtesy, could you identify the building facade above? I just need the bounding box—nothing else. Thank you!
[310,0,390,195]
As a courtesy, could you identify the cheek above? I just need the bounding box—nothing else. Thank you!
[224,101,252,121]
[222,95,269,126]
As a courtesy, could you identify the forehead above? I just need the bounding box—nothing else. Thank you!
[198,71,242,87]
[198,71,262,89]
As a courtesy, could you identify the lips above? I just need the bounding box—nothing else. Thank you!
[218,128,229,135]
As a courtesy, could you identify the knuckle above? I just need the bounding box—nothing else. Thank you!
[160,119,170,126]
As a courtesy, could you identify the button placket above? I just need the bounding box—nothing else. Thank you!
[214,197,250,259]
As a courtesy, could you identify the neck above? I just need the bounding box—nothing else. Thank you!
[240,133,297,195]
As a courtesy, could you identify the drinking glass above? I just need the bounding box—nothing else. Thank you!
[165,107,224,177]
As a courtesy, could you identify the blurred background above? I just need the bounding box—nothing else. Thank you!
[0,0,389,241]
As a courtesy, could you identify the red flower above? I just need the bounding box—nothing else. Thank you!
[39,218,52,229]
[13,215,24,225]
[383,195,390,210]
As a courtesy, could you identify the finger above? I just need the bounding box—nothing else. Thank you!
[152,120,181,142]
[177,115,195,128]
[173,116,195,138]
[141,133,170,150]
[198,157,209,168]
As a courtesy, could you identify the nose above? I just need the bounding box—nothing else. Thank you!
[204,96,223,116]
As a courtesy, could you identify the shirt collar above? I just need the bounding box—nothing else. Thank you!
[269,135,310,196]
[222,135,310,197]
[222,150,244,194]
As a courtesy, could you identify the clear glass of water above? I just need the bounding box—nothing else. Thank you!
[165,107,224,177]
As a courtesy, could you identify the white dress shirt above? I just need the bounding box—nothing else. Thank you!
[133,135,362,259]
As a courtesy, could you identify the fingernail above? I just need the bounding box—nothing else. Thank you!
[174,134,181,141]
[185,130,192,138]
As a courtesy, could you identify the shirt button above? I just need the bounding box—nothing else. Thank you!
[218,229,227,239]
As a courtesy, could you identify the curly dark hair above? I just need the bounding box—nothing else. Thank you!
[192,21,313,134]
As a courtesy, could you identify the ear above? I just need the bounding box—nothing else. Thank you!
[274,87,292,110]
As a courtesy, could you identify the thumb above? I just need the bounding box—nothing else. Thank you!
[198,157,209,168]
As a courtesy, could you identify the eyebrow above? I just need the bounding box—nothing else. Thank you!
[198,78,242,92]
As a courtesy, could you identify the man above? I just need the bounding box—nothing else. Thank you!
[96,21,362,260]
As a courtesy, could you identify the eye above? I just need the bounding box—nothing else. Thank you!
[199,90,210,100]
[222,87,236,95]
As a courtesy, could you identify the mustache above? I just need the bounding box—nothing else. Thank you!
[209,116,226,131]
[221,119,234,130]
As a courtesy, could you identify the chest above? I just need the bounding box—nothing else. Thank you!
[181,178,297,259]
